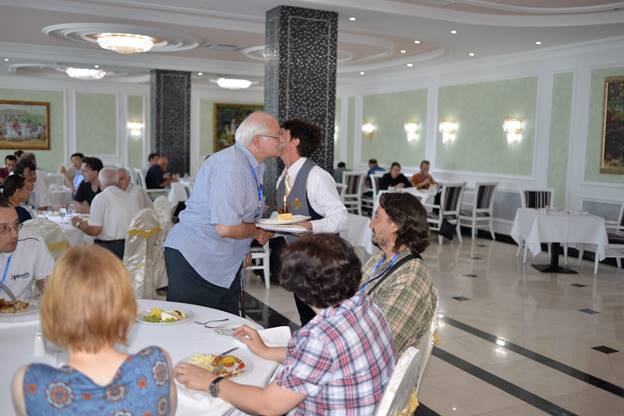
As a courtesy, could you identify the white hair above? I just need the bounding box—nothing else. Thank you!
[98,167,118,187]
[116,167,131,178]
[234,111,275,146]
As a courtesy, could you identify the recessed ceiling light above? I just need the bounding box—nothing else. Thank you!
[215,77,252,89]
[450,30,457,34]
[535,41,542,45]
[3,58,8,62]
[198,72,203,76]
[414,40,421,44]
[349,17,356,21]
[468,52,475,57]
[406,63,414,67]
[93,64,99,68]
[65,67,106,80]
[400,49,406,54]
[360,71,365,75]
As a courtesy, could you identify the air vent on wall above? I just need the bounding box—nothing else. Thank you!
[204,43,239,51]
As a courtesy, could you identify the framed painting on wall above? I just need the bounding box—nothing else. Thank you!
[601,76,624,174]
[0,100,50,150]
[213,103,263,152]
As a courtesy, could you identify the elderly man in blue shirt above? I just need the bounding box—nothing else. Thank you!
[164,111,280,314]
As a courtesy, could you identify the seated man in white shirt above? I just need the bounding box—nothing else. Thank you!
[71,167,142,260]
[274,118,348,326]
[116,167,153,210]
[0,199,54,301]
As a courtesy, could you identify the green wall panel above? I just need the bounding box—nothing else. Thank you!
[347,97,355,169]
[0,88,64,172]
[76,92,117,156]
[548,73,574,208]
[127,95,144,169]
[199,99,213,157]
[362,89,427,168]
[585,66,624,184]
[436,77,537,176]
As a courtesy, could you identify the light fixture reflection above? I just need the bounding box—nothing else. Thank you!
[96,33,155,54]
[65,67,106,80]
[439,121,458,143]
[216,78,252,89]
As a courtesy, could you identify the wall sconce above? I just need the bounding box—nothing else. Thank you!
[503,119,523,144]
[439,121,458,144]
[403,122,420,142]
[127,122,144,137]
[361,122,376,140]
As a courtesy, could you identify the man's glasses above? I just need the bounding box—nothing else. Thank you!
[0,222,22,234]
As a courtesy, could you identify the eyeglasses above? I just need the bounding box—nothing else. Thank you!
[0,222,22,234]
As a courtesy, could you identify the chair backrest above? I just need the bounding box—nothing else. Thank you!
[441,182,465,215]
[123,208,166,299]
[521,189,553,209]
[133,168,147,189]
[336,183,346,200]
[473,182,498,211]
[374,347,421,416]
[343,172,365,197]
[370,173,384,197]
[21,219,70,260]
[618,203,624,228]
[153,195,174,234]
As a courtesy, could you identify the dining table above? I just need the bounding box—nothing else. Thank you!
[0,299,289,416]
[510,208,609,273]
[36,212,94,246]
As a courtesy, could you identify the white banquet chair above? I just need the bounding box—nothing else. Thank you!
[133,168,168,201]
[459,182,498,240]
[22,218,70,260]
[245,243,271,289]
[374,347,421,416]
[336,183,346,201]
[153,195,176,235]
[362,173,383,215]
[424,182,465,244]
[342,172,365,215]
[123,208,167,299]
[577,206,624,274]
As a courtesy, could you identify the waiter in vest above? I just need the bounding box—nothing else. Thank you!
[274,119,348,326]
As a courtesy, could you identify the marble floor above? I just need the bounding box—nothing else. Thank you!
[241,236,624,416]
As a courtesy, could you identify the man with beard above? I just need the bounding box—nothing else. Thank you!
[360,192,438,354]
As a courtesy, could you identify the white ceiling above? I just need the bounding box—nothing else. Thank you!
[0,0,623,85]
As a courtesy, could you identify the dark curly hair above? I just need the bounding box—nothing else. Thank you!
[2,174,26,199]
[281,119,321,158]
[379,192,430,255]
[15,159,36,176]
[279,234,362,308]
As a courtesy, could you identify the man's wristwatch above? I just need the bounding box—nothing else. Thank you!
[209,376,225,398]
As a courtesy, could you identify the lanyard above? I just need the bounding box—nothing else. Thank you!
[238,147,263,217]
[1,254,12,284]
[360,252,400,293]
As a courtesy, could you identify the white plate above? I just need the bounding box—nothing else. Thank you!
[182,351,253,380]
[256,223,309,233]
[136,309,194,325]
[0,301,40,323]
[257,215,310,225]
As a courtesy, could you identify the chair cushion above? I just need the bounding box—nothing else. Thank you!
[608,232,624,245]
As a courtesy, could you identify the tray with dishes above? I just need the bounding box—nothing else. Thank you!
[184,352,250,379]
[257,213,310,225]
[0,299,40,322]
[137,307,194,324]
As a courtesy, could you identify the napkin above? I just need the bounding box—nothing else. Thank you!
[233,326,291,349]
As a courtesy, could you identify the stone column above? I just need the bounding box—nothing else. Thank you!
[264,5,338,206]
[150,69,191,174]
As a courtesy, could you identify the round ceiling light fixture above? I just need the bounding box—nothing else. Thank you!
[96,33,155,54]
[65,67,106,80]
[215,78,252,90]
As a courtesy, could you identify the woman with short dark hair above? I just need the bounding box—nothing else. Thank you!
[175,234,396,415]
[2,174,32,222]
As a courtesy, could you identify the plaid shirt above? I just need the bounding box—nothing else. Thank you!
[275,293,395,415]
[360,247,438,355]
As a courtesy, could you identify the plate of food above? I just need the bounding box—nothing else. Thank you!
[257,213,310,225]
[137,307,193,324]
[0,299,40,322]
[184,352,251,379]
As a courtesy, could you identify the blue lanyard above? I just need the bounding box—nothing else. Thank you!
[360,252,400,293]
[238,147,263,217]
[1,254,12,285]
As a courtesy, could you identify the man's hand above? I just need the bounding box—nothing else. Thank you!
[244,253,252,267]
[234,325,269,357]
[175,362,216,392]
[254,228,274,245]
[396,183,405,189]
[300,221,313,231]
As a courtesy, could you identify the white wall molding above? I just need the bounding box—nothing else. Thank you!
[64,87,73,166]
[533,71,554,188]
[424,86,437,165]
[338,96,349,163]
[353,95,363,170]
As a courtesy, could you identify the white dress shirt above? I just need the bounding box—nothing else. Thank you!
[276,157,348,234]
[89,186,142,240]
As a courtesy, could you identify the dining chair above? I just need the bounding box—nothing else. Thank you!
[336,183,346,201]
[517,188,555,262]
[577,205,624,274]
[123,208,166,299]
[22,218,70,260]
[362,173,384,215]
[153,195,176,235]
[459,182,498,240]
[342,172,365,215]
[133,168,169,201]
[245,243,271,289]
[373,347,421,416]
[424,182,466,244]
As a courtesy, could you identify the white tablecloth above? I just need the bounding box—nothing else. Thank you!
[0,299,286,416]
[510,208,608,260]
[38,214,94,246]
[169,180,193,204]
[45,186,73,208]
[46,172,64,187]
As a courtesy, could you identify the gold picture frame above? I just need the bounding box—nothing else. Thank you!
[600,76,624,174]
[0,100,50,150]
[213,103,264,152]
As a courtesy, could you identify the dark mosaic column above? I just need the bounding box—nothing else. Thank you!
[264,5,338,206]
[150,69,191,174]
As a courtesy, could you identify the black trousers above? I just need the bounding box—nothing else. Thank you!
[164,247,241,316]
[94,239,125,260]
